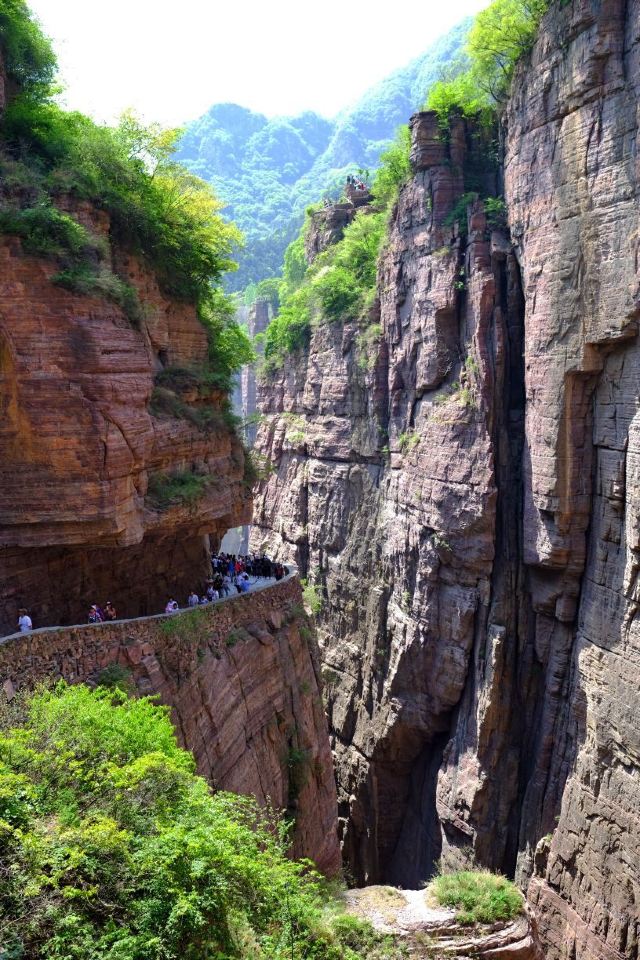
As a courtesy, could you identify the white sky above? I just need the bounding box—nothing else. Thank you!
[27,0,490,126]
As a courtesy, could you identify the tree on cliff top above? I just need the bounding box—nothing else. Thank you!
[0,683,400,960]
[0,0,55,94]
[427,0,551,121]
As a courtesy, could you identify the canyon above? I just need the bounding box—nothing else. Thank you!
[2,0,640,957]
[250,0,640,957]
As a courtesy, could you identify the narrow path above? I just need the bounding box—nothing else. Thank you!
[0,568,299,645]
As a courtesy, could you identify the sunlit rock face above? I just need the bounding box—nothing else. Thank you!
[0,203,251,634]
[251,1,640,956]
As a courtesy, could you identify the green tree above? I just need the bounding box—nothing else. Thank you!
[0,683,389,960]
[427,0,551,121]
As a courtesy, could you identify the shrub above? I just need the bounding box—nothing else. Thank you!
[398,431,420,453]
[302,580,323,615]
[371,124,412,210]
[147,470,212,509]
[0,683,377,959]
[427,870,524,925]
[95,663,134,692]
[53,266,143,325]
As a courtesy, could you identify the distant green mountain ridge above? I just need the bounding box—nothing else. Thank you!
[176,21,469,290]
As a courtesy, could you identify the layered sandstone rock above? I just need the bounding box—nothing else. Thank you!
[0,206,251,633]
[504,1,640,957]
[251,1,640,956]
[0,575,341,873]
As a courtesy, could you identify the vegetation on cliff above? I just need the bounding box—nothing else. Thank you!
[0,683,401,960]
[256,0,552,372]
[427,0,552,122]
[257,125,411,371]
[0,0,251,384]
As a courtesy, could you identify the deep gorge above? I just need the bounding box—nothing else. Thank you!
[1,0,640,957]
[249,1,640,956]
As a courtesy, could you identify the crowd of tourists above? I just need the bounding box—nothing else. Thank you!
[165,553,288,613]
[14,553,288,633]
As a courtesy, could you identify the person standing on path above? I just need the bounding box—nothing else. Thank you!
[17,608,32,632]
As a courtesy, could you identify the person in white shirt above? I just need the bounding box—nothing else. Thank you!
[165,599,179,613]
[187,592,199,607]
[18,608,32,632]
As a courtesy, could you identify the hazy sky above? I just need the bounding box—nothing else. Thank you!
[28,0,489,126]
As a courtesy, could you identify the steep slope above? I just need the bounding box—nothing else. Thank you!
[250,1,640,956]
[175,22,469,289]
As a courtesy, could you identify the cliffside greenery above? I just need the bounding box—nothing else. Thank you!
[427,0,551,122]
[0,683,403,960]
[0,1,251,384]
[258,125,411,372]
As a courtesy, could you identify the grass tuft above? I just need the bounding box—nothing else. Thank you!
[426,870,523,925]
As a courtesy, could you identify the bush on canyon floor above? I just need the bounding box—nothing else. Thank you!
[301,580,323,615]
[0,2,251,384]
[426,870,524,925]
[427,0,551,122]
[0,682,401,960]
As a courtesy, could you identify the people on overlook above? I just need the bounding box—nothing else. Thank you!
[17,608,32,632]
[88,605,103,624]
[187,591,199,608]
[165,599,179,613]
[103,601,117,622]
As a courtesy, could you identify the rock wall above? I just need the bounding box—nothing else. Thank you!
[0,208,251,634]
[0,575,341,874]
[251,1,640,956]
[504,1,640,957]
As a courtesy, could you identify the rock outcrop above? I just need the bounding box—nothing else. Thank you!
[0,575,341,874]
[0,203,251,634]
[344,885,543,959]
[251,1,640,956]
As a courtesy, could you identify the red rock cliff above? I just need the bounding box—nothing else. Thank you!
[0,203,252,633]
[251,1,640,956]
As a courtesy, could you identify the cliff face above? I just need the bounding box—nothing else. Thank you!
[504,1,640,956]
[0,576,341,874]
[251,1,640,956]
[0,201,251,634]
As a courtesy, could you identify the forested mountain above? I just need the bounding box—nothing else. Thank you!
[175,21,469,290]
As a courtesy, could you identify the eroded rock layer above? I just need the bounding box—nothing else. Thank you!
[251,1,640,956]
[0,213,251,633]
[0,576,341,874]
